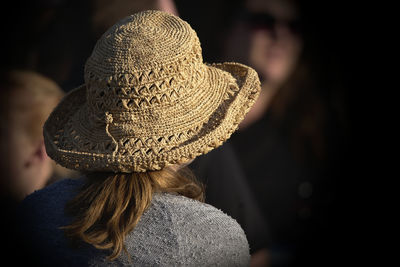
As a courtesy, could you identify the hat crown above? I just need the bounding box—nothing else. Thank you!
[84,10,204,115]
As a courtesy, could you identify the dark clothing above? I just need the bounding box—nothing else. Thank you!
[190,141,269,254]
[230,111,338,266]
[230,113,310,244]
[1,197,41,264]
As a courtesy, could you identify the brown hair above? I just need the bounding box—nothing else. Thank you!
[62,167,204,260]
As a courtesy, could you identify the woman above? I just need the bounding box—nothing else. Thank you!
[224,0,346,265]
[19,10,260,266]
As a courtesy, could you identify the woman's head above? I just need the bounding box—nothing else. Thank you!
[246,0,303,87]
[43,10,261,174]
[0,70,64,201]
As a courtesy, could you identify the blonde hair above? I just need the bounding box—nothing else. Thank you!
[62,167,204,260]
[0,70,64,144]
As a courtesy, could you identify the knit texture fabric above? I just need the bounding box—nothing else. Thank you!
[18,178,250,266]
[43,10,260,173]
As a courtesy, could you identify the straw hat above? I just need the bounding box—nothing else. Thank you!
[43,10,260,173]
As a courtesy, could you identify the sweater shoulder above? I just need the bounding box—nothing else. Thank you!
[152,194,251,266]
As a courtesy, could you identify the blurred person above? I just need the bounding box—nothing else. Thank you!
[223,0,347,265]
[224,0,304,129]
[18,11,261,265]
[0,70,77,203]
[0,70,79,263]
[239,0,303,129]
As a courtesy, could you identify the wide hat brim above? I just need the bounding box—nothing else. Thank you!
[44,62,260,172]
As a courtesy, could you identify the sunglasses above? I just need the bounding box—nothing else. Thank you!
[245,12,302,34]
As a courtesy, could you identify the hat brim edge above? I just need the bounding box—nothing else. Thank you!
[43,62,261,172]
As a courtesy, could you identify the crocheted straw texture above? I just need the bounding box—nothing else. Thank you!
[43,10,261,172]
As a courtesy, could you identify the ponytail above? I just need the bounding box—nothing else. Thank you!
[62,167,204,260]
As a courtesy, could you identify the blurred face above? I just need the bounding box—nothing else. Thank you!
[247,0,303,88]
[0,98,53,201]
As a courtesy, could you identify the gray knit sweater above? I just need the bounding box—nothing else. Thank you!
[19,178,250,266]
